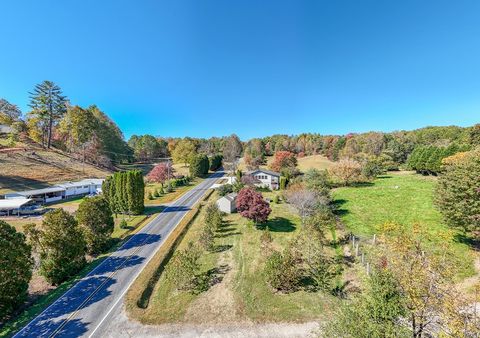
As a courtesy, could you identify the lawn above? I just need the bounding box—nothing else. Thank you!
[144,178,203,206]
[132,190,339,324]
[332,171,475,278]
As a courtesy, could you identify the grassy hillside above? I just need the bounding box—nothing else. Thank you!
[333,172,475,278]
[0,140,111,194]
[239,154,334,173]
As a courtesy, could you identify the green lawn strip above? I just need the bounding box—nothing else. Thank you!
[232,195,337,322]
[144,178,203,206]
[130,189,339,324]
[0,205,163,337]
[137,192,220,323]
[332,172,475,279]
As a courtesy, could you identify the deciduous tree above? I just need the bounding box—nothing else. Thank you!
[0,221,33,319]
[328,158,362,186]
[76,196,114,254]
[25,209,86,285]
[146,162,173,186]
[236,187,271,224]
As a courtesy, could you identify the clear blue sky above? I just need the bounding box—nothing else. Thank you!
[1,0,479,140]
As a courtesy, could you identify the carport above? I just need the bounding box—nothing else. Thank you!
[0,198,34,216]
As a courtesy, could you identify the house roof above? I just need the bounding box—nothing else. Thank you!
[0,198,33,210]
[14,186,66,196]
[246,169,281,177]
[57,178,104,188]
[219,192,237,203]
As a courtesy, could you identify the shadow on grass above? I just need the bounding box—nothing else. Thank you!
[193,264,230,294]
[256,217,296,232]
[454,232,480,251]
[211,244,233,253]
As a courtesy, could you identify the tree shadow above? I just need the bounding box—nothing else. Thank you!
[350,181,375,188]
[454,233,480,251]
[117,233,162,251]
[258,217,296,232]
[211,244,233,253]
[163,205,191,213]
[193,264,231,294]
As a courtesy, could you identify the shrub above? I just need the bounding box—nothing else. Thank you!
[279,176,288,190]
[159,186,165,194]
[204,203,223,230]
[154,189,160,198]
[76,196,114,254]
[362,158,386,180]
[199,224,215,251]
[217,184,233,196]
[165,243,201,291]
[273,195,280,204]
[147,191,154,200]
[0,221,33,320]
[264,250,300,292]
[120,218,128,229]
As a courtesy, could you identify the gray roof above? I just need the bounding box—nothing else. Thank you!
[246,169,281,177]
[0,198,33,210]
[15,186,65,196]
[219,192,237,203]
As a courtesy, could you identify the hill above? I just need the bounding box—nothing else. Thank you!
[0,139,111,194]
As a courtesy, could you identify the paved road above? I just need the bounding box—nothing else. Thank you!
[14,171,224,338]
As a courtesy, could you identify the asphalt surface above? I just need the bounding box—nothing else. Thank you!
[14,171,224,338]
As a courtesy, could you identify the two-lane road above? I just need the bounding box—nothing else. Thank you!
[14,171,224,338]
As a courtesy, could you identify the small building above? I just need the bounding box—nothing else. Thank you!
[0,198,35,216]
[216,192,237,214]
[245,169,281,190]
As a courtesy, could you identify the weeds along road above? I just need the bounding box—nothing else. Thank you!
[14,171,224,338]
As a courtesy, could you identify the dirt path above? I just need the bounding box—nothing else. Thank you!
[185,249,244,323]
[107,308,319,338]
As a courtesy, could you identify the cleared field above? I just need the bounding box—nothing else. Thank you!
[238,154,333,173]
[297,155,334,172]
[333,172,475,278]
[0,146,110,194]
[129,191,338,324]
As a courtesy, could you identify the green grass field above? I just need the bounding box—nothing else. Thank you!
[333,171,475,278]
[134,191,338,324]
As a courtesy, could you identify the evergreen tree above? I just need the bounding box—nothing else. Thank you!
[29,80,67,148]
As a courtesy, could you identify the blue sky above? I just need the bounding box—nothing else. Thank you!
[0,0,479,140]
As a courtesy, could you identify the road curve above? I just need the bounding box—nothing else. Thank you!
[14,171,224,338]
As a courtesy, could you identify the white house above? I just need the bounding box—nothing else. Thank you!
[216,193,237,214]
[245,169,281,190]
[3,178,104,204]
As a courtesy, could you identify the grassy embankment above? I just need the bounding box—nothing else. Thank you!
[0,141,110,195]
[127,190,339,324]
[332,171,475,279]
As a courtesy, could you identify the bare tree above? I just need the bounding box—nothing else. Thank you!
[284,185,329,223]
[223,134,243,172]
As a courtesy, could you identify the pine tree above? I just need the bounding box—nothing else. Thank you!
[29,81,67,148]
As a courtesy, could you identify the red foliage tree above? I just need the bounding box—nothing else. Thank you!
[146,162,173,185]
[270,151,297,172]
[236,187,271,223]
